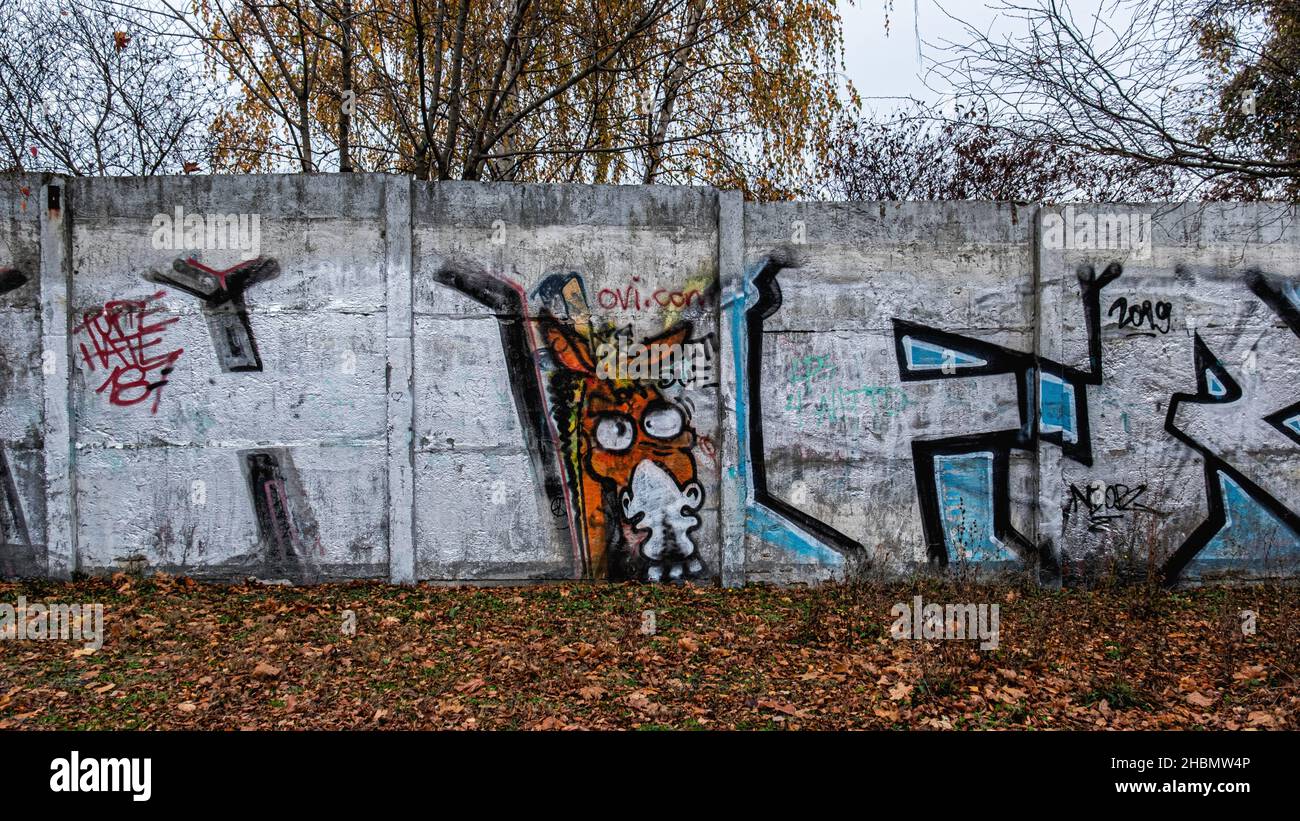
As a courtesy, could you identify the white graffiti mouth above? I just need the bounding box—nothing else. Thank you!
[620,460,705,581]
[644,557,706,583]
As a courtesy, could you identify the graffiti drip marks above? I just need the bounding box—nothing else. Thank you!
[74,291,184,414]
[145,257,280,372]
[892,262,1122,579]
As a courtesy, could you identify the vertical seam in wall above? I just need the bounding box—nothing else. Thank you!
[405,180,416,582]
[384,175,416,583]
[713,189,724,586]
[64,183,77,577]
[1030,203,1044,564]
[716,188,745,586]
[39,177,76,578]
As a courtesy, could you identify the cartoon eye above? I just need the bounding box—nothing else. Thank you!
[642,404,684,439]
[594,415,636,451]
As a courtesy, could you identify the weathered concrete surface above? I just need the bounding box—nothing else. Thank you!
[0,174,1296,586]
[1039,204,1300,583]
[411,182,720,582]
[67,175,389,581]
[0,176,46,577]
[738,201,1036,583]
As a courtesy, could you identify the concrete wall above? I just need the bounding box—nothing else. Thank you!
[1,174,1296,585]
[0,178,45,577]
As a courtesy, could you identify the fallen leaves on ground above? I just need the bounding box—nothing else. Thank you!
[0,575,1296,730]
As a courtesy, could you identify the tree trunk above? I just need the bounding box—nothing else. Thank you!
[338,0,354,172]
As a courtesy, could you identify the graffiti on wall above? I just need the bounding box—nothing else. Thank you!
[570,250,1299,586]
[422,246,1294,586]
[889,263,1120,579]
[729,256,865,567]
[784,354,913,436]
[145,257,279,372]
[0,267,23,294]
[429,262,570,531]
[66,254,325,577]
[1160,270,1300,582]
[1108,296,1173,336]
[1246,270,1300,450]
[0,268,37,576]
[0,446,33,577]
[239,448,323,580]
[422,264,714,582]
[536,272,710,582]
[1063,481,1163,533]
[21,186,1300,587]
[73,290,184,414]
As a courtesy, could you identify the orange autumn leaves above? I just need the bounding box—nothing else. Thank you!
[1,575,1296,730]
[192,0,854,197]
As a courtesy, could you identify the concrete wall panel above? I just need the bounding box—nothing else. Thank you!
[1,174,1295,586]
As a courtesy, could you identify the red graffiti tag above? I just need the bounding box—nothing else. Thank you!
[73,291,183,414]
[596,276,705,312]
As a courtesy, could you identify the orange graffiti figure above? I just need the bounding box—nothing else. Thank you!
[543,319,708,583]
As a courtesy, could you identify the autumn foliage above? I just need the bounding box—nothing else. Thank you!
[1,575,1295,730]
[190,0,855,197]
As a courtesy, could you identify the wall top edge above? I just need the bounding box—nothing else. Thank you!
[3,172,1295,214]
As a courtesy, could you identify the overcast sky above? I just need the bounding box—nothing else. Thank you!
[838,0,1115,114]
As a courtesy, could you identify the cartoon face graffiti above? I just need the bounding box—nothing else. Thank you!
[543,320,708,582]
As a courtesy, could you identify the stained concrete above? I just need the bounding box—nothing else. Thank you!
[0,176,1296,586]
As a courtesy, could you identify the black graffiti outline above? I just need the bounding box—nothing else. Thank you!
[909,430,1036,566]
[1263,399,1300,447]
[0,267,25,294]
[237,448,324,582]
[431,264,573,541]
[1246,269,1300,447]
[891,262,1121,574]
[1160,332,1300,584]
[744,259,865,561]
[1248,268,1300,335]
[145,257,280,372]
[0,448,31,548]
